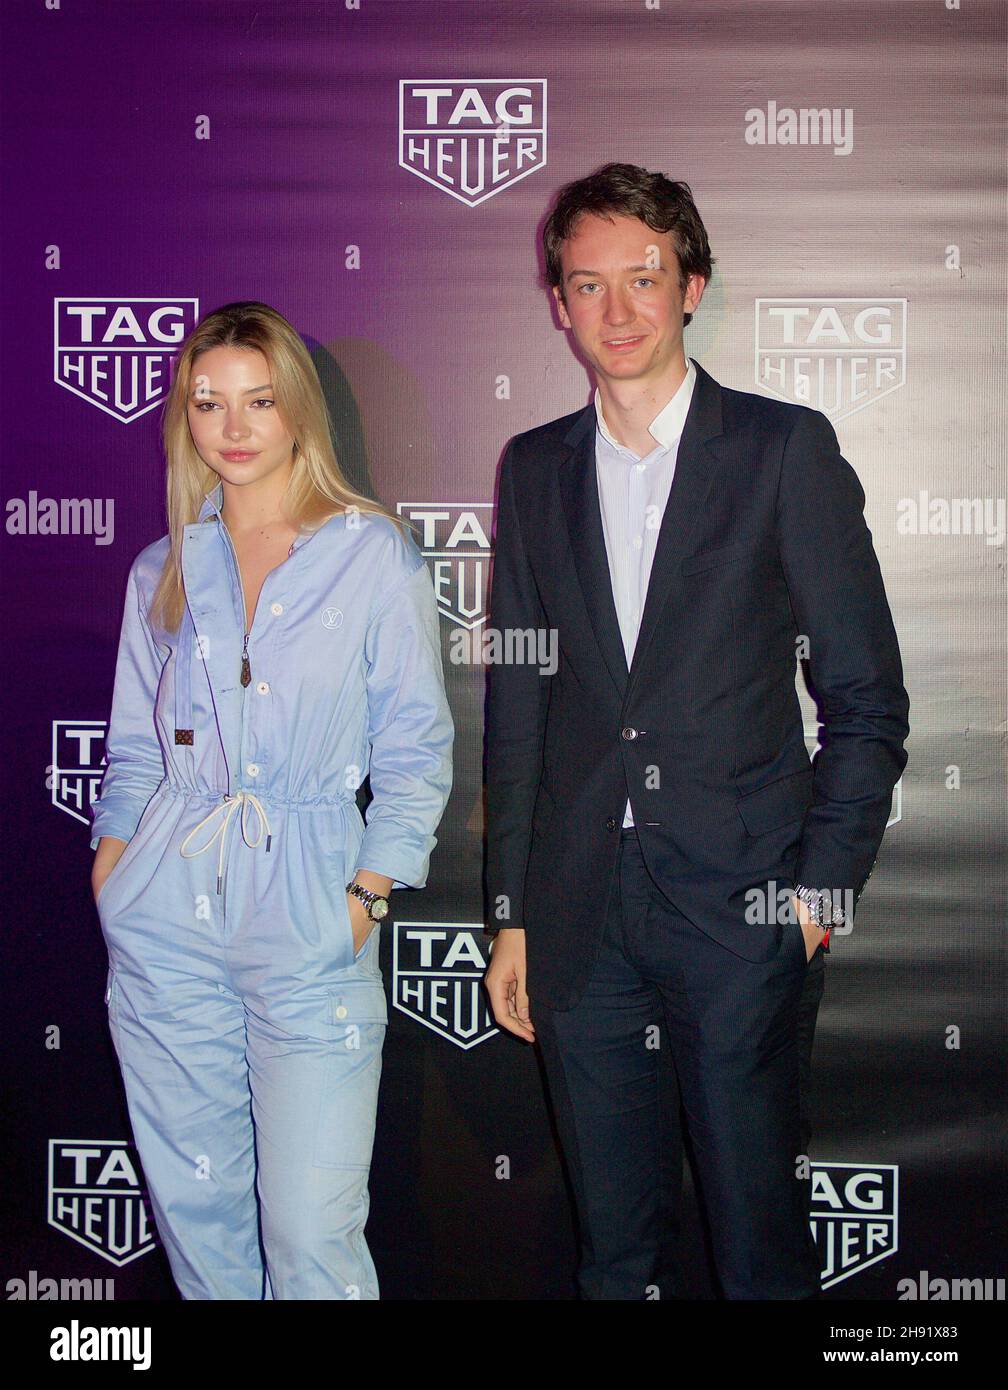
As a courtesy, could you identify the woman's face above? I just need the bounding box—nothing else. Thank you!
[186,345,295,491]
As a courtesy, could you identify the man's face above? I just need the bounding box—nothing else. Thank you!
[552,212,705,387]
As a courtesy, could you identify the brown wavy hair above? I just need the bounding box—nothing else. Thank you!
[149,300,405,633]
[542,162,715,327]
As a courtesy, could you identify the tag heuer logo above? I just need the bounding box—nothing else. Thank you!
[397,503,491,629]
[52,719,108,829]
[393,922,498,1049]
[47,1140,157,1267]
[810,1161,898,1289]
[399,80,547,206]
[755,298,907,420]
[54,297,199,422]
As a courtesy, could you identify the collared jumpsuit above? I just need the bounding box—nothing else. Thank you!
[91,481,454,1299]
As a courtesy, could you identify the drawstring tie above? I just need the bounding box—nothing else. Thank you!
[179,791,273,894]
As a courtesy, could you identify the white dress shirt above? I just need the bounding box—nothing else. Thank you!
[594,357,697,827]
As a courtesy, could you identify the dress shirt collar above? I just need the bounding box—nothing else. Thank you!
[594,356,697,454]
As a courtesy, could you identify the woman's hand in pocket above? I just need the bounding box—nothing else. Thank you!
[346,890,375,957]
[92,836,128,906]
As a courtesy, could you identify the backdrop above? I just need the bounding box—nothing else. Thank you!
[3,0,1005,1302]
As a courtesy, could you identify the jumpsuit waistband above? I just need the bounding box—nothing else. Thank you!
[179,792,273,896]
[172,786,358,895]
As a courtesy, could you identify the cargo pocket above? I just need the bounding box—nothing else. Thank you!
[313,978,388,1170]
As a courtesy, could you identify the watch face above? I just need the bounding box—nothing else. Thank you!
[370,897,389,920]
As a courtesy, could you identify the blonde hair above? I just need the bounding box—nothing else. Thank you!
[150,300,406,633]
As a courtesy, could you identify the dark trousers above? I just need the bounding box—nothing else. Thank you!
[535,826,825,1300]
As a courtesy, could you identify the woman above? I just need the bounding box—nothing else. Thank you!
[90,301,454,1299]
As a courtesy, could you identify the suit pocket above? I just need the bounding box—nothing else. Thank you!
[736,767,813,836]
[680,539,751,575]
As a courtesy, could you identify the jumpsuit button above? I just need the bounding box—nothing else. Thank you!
[246,763,259,776]
[334,1004,348,1020]
[270,602,284,616]
[256,681,270,695]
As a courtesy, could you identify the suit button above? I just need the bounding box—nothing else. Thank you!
[621,727,638,740]
[606,816,617,831]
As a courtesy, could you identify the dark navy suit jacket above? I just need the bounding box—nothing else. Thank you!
[484,358,909,1010]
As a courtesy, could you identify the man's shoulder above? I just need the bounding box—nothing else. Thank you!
[506,403,594,464]
[713,371,827,438]
[709,366,817,430]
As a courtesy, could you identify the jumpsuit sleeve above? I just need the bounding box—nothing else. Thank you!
[90,559,167,851]
[354,553,454,891]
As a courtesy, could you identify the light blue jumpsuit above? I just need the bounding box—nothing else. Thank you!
[91,480,454,1299]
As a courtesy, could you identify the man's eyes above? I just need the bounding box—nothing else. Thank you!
[575,279,655,294]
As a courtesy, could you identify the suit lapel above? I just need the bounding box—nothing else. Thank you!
[627,360,727,689]
[557,358,728,702]
[558,414,629,697]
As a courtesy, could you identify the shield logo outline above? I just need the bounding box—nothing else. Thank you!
[53,296,199,423]
[398,79,547,207]
[52,718,108,828]
[47,1138,158,1268]
[392,920,499,1050]
[810,1160,899,1290]
[397,501,492,630]
[754,297,907,421]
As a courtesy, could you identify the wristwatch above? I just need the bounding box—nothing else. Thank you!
[346,881,390,922]
[794,883,846,953]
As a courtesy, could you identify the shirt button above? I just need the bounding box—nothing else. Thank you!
[635,463,646,473]
[633,536,643,549]
[621,727,638,740]
[246,763,259,776]
[334,1004,348,1020]
[270,602,283,616]
[256,682,270,695]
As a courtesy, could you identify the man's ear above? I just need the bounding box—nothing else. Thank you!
[552,284,571,329]
[684,273,707,316]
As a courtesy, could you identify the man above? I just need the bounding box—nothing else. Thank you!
[483,162,909,1299]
